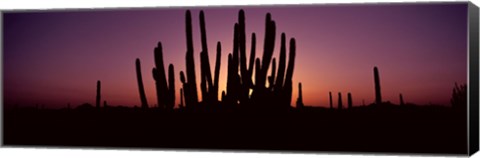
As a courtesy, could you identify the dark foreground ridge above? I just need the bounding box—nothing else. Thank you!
[4,105,467,154]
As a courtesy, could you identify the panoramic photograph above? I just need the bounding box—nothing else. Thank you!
[3,3,469,154]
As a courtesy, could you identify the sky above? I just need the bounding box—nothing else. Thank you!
[3,3,468,108]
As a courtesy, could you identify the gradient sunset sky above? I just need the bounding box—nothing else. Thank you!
[3,3,468,108]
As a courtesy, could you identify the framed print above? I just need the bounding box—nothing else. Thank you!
[2,1,479,156]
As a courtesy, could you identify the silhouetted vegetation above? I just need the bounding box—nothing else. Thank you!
[338,92,343,110]
[374,66,382,105]
[347,92,352,109]
[399,93,404,106]
[96,80,101,109]
[329,91,333,109]
[296,82,304,108]
[451,82,467,110]
[2,9,469,155]
[152,42,175,110]
[136,58,149,109]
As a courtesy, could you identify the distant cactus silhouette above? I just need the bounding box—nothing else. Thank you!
[136,58,149,109]
[373,66,382,105]
[399,93,404,106]
[338,92,343,110]
[347,92,352,109]
[103,100,108,107]
[96,80,101,108]
[167,64,176,109]
[296,82,304,108]
[451,82,467,110]
[329,92,333,109]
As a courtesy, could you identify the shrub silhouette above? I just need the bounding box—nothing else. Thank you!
[136,58,149,109]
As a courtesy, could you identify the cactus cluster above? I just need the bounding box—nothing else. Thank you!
[222,10,298,110]
[133,9,300,111]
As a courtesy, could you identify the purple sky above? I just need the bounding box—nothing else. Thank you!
[3,3,468,108]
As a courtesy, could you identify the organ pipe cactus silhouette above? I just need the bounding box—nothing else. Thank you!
[96,80,101,108]
[136,58,149,109]
[329,92,333,109]
[152,42,175,110]
[230,10,296,109]
[213,42,221,102]
[250,13,277,108]
[268,58,276,90]
[399,93,404,106]
[183,10,199,108]
[167,64,176,109]
[171,9,298,110]
[180,71,191,108]
[282,38,296,107]
[296,82,304,108]
[179,88,184,109]
[198,11,222,106]
[338,92,343,110]
[347,92,352,109]
[374,66,382,105]
[450,82,467,109]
